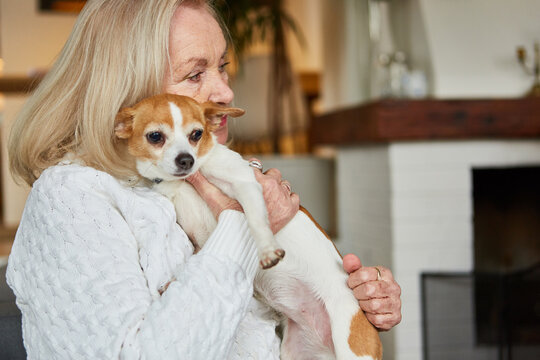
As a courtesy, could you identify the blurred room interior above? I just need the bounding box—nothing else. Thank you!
[1,0,539,359]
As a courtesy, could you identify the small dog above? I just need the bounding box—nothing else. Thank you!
[115,94,382,359]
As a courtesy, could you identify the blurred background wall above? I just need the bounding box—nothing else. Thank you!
[1,1,540,359]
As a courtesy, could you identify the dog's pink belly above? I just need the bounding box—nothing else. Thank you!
[266,279,334,357]
[282,317,333,359]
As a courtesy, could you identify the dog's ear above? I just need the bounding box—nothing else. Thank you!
[201,102,245,129]
[114,108,135,139]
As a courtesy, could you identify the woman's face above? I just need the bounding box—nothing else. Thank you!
[163,5,233,144]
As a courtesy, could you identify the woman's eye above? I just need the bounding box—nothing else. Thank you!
[188,72,203,82]
[190,129,203,142]
[219,62,230,73]
[146,132,164,144]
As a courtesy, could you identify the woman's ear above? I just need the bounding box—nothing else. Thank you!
[202,101,245,128]
[114,108,135,139]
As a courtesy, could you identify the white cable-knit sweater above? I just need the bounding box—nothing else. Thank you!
[6,164,281,359]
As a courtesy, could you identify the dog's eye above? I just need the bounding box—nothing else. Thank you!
[146,132,164,144]
[190,129,203,142]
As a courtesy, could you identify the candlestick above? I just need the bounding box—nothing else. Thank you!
[517,42,540,97]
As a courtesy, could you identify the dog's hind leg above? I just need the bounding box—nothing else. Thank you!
[268,210,382,359]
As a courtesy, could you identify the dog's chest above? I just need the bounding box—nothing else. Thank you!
[154,180,217,248]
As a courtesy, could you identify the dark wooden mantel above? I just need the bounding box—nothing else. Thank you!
[311,98,540,146]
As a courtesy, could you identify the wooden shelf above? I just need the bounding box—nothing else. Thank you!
[311,98,540,145]
[0,75,44,94]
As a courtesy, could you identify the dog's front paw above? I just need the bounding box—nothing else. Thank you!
[259,248,285,269]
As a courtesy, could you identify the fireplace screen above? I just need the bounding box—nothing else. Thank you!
[422,269,540,360]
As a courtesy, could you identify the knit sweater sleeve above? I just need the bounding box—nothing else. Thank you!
[6,166,259,360]
[120,211,259,360]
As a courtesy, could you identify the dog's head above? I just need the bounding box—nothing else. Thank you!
[115,94,244,182]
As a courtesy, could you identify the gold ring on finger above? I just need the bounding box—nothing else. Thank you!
[375,267,382,281]
[281,180,292,195]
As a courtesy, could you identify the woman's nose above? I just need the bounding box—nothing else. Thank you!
[208,75,234,105]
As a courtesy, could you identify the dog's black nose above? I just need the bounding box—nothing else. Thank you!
[175,153,194,171]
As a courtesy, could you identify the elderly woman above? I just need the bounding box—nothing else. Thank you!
[6,0,401,358]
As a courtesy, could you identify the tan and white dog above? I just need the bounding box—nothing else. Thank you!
[115,94,382,360]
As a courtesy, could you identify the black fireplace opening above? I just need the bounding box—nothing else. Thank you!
[421,166,540,360]
[473,166,540,274]
[473,166,540,349]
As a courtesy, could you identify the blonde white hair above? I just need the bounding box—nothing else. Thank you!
[9,0,221,186]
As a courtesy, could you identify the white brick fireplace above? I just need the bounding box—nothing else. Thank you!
[333,139,540,360]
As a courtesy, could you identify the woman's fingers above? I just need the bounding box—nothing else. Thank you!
[186,172,242,218]
[345,257,402,331]
[343,253,363,274]
[347,265,395,289]
[364,311,402,331]
[351,278,401,301]
[248,159,299,234]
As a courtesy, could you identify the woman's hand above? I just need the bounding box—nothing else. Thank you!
[186,160,299,233]
[343,254,402,331]
[186,172,242,218]
[249,159,300,234]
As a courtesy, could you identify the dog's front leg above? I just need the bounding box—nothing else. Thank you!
[231,179,285,268]
[200,146,284,268]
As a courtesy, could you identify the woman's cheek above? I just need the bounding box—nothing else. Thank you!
[163,81,198,100]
